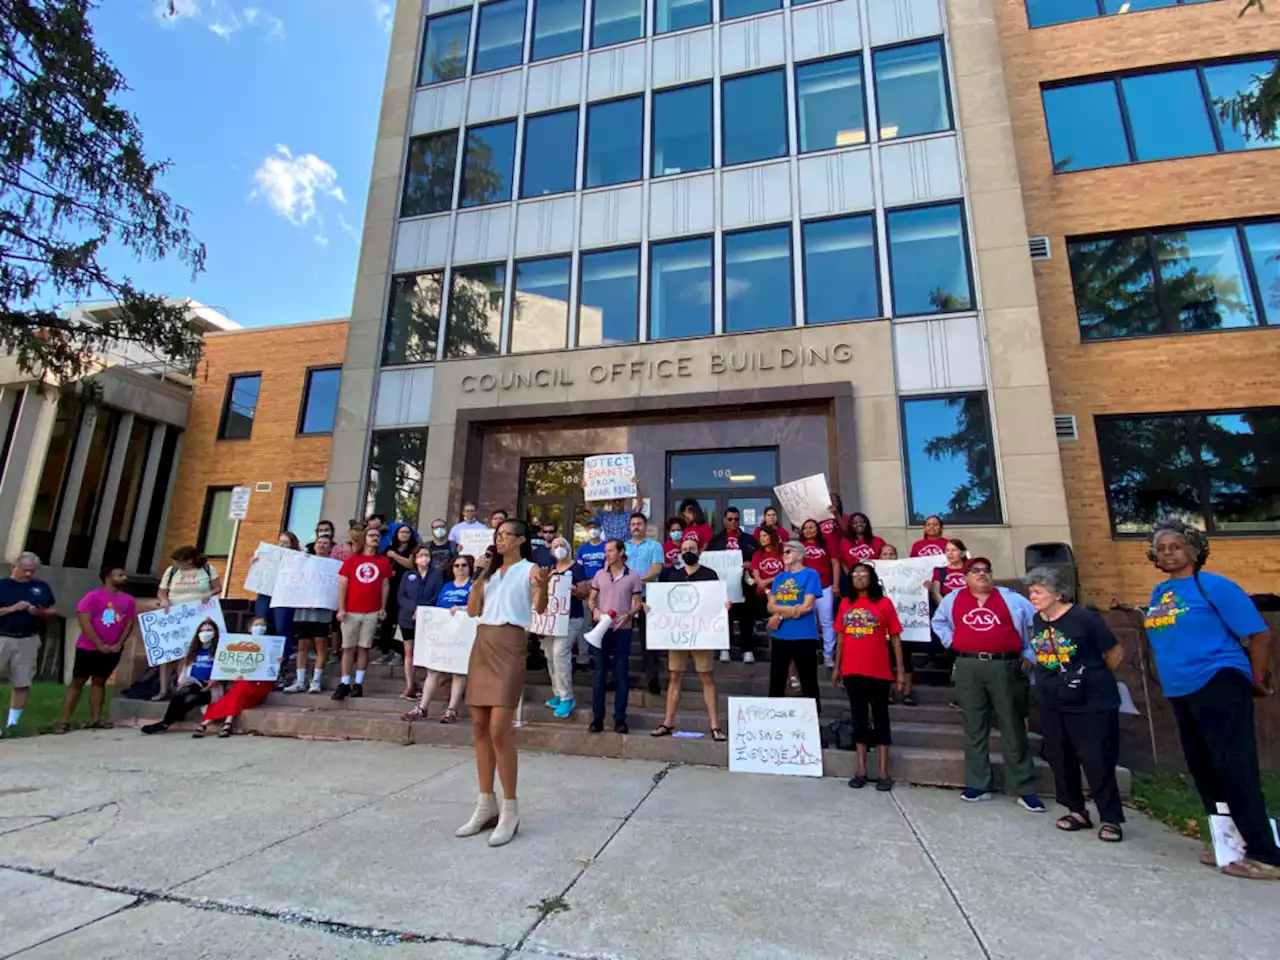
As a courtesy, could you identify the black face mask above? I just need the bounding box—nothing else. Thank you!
[682,551,699,567]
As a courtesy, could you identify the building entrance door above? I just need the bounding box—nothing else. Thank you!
[666,448,779,534]
[520,458,592,545]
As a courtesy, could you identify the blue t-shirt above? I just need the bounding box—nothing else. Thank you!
[1144,571,1263,698]
[436,581,473,609]
[624,537,663,576]
[577,541,607,579]
[769,567,822,640]
[0,577,55,636]
[189,646,216,683]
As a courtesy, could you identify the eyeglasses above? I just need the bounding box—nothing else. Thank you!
[968,566,992,574]
[452,563,469,569]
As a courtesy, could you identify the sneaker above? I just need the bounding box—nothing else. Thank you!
[614,718,629,735]
[389,653,403,666]
[351,682,364,698]
[823,658,834,668]
[140,722,168,735]
[960,788,995,802]
[545,695,562,709]
[789,676,800,690]
[372,654,391,666]
[742,651,755,664]
[718,650,731,663]
[588,719,604,733]
[331,682,351,701]
[554,698,575,719]
[283,679,307,693]
[647,677,661,696]
[1017,795,1046,812]
[308,679,323,694]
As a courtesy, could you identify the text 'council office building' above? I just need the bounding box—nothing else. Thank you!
[323,0,1071,572]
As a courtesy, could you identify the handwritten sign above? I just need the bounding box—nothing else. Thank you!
[210,633,286,682]
[645,580,729,650]
[138,597,228,667]
[1210,802,1280,867]
[530,573,571,637]
[870,556,947,644]
[583,453,637,501]
[457,527,493,560]
[413,606,477,674]
[243,542,290,595]
[728,696,823,777]
[700,550,745,604]
[772,474,831,528]
[271,552,342,609]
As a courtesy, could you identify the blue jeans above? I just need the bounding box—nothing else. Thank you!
[592,628,632,724]
[253,595,296,665]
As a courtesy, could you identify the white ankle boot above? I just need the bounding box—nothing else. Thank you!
[455,793,498,838]
[487,798,520,847]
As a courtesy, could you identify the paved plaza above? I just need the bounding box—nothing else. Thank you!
[0,732,1276,959]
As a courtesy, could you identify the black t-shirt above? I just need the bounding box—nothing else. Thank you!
[0,577,55,636]
[658,565,720,583]
[1029,605,1120,713]
[426,539,457,573]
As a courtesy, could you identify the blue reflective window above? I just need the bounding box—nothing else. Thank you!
[722,0,780,21]
[579,247,640,346]
[1244,222,1280,325]
[652,83,712,177]
[585,97,643,188]
[1067,236,1162,340]
[724,227,794,333]
[1156,226,1258,332]
[901,394,1001,525]
[722,70,787,166]
[1043,81,1129,172]
[591,0,643,47]
[795,55,866,152]
[285,486,325,541]
[802,216,879,324]
[669,450,778,488]
[1121,70,1216,162]
[511,257,571,353]
[655,0,710,33]
[1025,0,1100,26]
[887,203,973,316]
[401,131,458,217]
[473,0,525,74]
[420,9,470,84]
[300,369,341,435]
[649,237,712,341]
[461,121,516,207]
[873,39,951,140]
[521,110,579,198]
[532,0,583,61]
[1203,59,1280,152]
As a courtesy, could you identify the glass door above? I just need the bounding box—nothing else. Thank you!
[667,448,779,533]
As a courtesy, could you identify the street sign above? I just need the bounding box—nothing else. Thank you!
[228,486,252,520]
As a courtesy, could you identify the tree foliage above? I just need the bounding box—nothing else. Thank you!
[1,0,205,385]
[1220,1,1280,140]
[919,396,1000,524]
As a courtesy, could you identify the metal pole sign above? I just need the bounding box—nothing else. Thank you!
[228,486,252,520]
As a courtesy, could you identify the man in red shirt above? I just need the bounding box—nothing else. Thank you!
[333,526,393,701]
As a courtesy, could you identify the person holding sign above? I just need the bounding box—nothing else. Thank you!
[708,507,757,664]
[332,527,393,701]
[141,619,225,735]
[910,516,949,558]
[587,539,646,734]
[538,538,590,719]
[833,563,905,791]
[196,617,278,739]
[767,541,823,708]
[447,501,488,546]
[156,546,221,702]
[395,544,445,701]
[748,528,786,653]
[405,554,473,722]
[797,520,837,669]
[284,535,336,694]
[649,536,727,742]
[456,520,550,848]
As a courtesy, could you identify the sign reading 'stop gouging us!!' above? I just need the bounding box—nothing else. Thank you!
[583,453,637,501]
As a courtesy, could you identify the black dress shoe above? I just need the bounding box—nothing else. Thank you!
[615,719,629,734]
[588,719,604,733]
[332,682,350,701]
[647,678,660,695]
[351,683,364,698]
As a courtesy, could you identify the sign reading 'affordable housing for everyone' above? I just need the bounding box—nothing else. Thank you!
[728,696,824,777]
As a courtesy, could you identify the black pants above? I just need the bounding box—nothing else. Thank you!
[163,684,211,726]
[636,612,660,686]
[843,674,892,746]
[1039,704,1124,824]
[377,595,400,655]
[730,601,757,654]
[1171,668,1280,866]
[768,638,821,711]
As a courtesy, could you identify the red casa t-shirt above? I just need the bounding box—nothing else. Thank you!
[339,554,393,613]
[935,565,967,595]
[910,537,949,558]
[837,596,902,681]
[753,525,789,543]
[838,537,886,567]
[681,523,713,548]
[801,542,833,589]
[750,551,786,595]
[663,539,682,567]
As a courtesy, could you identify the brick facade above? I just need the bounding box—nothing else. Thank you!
[991,0,1280,605]
[163,319,349,598]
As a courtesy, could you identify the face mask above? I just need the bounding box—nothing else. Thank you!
[415,556,429,568]
[588,529,601,542]
[432,526,446,538]
[198,630,215,645]
[670,530,682,542]
[681,551,699,567]
[553,546,569,560]
[250,624,267,636]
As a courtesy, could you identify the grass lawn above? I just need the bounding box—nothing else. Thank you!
[1129,770,1280,842]
[1,682,114,737]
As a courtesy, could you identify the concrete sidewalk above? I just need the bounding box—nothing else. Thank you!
[0,732,1274,959]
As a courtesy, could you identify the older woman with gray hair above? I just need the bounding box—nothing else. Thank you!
[1026,566,1126,841]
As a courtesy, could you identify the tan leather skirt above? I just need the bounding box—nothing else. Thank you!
[466,623,527,708]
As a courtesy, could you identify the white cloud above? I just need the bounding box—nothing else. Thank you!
[372,1,393,31]
[154,0,199,25]
[242,5,259,22]
[337,212,360,240]
[251,145,346,229]
[157,0,282,41]
[208,8,242,39]
[314,234,331,247]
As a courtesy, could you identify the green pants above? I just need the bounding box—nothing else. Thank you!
[953,656,1036,796]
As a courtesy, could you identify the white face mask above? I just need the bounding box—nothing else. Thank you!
[553,546,569,560]
[588,529,601,542]
[198,630,215,645]
[250,624,267,636]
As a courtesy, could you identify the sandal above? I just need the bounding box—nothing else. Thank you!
[52,722,70,735]
[399,691,417,701]
[1199,852,1219,868]
[402,706,426,721]
[192,723,207,739]
[89,720,114,730]
[218,720,234,739]
[848,774,868,789]
[875,777,895,792]
[711,727,727,742]
[440,708,458,724]
[1056,812,1093,832]
[1220,858,1280,881]
[650,723,674,738]
[1098,823,1123,843]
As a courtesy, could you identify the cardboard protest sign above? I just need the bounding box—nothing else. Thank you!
[728,696,824,777]
[530,572,572,637]
[413,606,478,674]
[1210,802,1280,867]
[210,633,286,682]
[457,527,493,560]
[869,556,947,644]
[772,474,831,528]
[644,580,729,650]
[583,453,637,501]
[138,597,228,667]
[700,549,745,604]
[270,552,342,609]
[243,542,290,595]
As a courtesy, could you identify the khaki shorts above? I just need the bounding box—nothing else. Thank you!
[668,649,715,673]
[0,634,39,688]
[340,611,380,650]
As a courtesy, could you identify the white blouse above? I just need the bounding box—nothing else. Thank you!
[478,559,535,628]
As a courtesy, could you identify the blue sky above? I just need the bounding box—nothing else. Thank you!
[88,0,393,327]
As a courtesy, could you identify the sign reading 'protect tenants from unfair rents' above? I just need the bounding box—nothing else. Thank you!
[583,454,637,501]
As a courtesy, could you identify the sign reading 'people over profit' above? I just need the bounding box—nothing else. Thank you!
[138,597,228,667]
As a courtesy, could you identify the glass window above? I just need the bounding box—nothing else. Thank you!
[650,236,712,341]
[1154,226,1258,332]
[521,109,579,198]
[473,0,526,74]
[532,0,582,60]
[63,409,120,568]
[578,247,640,346]
[724,226,793,332]
[591,0,643,47]
[722,69,787,166]
[419,9,470,84]
[1199,411,1280,533]
[874,39,950,140]
[511,256,571,353]
[802,215,879,323]
[669,449,778,489]
[901,394,1001,524]
[200,488,236,557]
[721,0,780,21]
[1244,222,1280,324]
[1203,58,1280,152]
[886,203,973,315]
[285,486,325,542]
[796,55,866,152]
[585,97,643,188]
[219,373,260,440]
[105,420,153,568]
[1068,236,1162,340]
[652,83,712,177]
[401,131,459,217]
[446,264,505,358]
[655,0,710,33]
[383,271,443,364]
[461,121,517,207]
[1025,0,1101,27]
[1120,70,1216,162]
[1043,81,1129,172]
[299,368,341,435]
[1097,415,1201,533]
[365,430,427,529]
